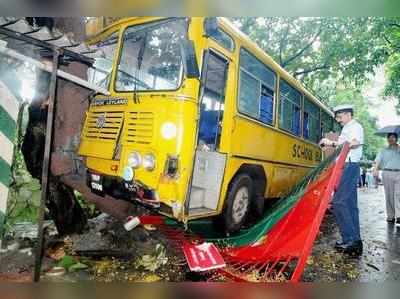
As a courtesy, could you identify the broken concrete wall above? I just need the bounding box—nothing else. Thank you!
[51,62,132,220]
[1,52,131,236]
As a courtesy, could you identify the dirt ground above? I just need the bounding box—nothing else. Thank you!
[1,185,399,282]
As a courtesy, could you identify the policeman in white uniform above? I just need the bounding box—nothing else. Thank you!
[319,104,364,256]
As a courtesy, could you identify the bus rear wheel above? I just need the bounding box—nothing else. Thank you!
[222,174,253,234]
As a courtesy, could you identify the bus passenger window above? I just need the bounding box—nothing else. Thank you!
[321,110,334,137]
[238,48,276,124]
[293,106,301,136]
[303,97,321,143]
[238,70,260,118]
[279,79,301,136]
[303,112,310,139]
[208,27,235,52]
[259,85,274,124]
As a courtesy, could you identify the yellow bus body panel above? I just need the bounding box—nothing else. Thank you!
[78,17,331,222]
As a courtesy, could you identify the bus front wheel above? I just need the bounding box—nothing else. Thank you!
[222,174,253,234]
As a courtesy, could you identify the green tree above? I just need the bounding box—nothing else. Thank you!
[383,21,400,107]
[233,17,400,113]
[232,17,389,88]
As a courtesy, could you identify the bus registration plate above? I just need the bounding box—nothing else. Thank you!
[90,173,103,193]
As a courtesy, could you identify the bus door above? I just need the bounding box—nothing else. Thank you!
[187,49,229,217]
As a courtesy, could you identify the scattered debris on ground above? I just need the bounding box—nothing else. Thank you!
[0,187,399,282]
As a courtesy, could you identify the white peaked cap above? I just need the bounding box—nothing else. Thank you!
[333,104,354,113]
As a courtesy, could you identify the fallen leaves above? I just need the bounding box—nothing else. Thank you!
[135,244,168,272]
[134,274,162,282]
[306,257,314,265]
[305,248,361,282]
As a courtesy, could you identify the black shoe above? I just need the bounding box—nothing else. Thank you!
[335,241,347,252]
[387,218,395,223]
[336,240,363,256]
[396,218,400,225]
[335,240,345,248]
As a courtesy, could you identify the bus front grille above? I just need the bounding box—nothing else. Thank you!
[83,110,123,141]
[124,111,154,145]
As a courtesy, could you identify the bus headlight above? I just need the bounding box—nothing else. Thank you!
[161,122,177,140]
[143,153,156,171]
[127,152,142,169]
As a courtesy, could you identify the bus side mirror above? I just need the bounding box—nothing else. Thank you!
[204,17,219,37]
[180,40,200,79]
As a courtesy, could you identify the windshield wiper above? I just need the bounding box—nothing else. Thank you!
[137,33,147,70]
[118,69,151,89]
[133,33,147,103]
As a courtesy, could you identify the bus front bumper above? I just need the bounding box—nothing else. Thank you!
[87,170,161,209]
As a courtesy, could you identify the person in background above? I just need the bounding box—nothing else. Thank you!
[361,167,367,187]
[366,168,375,189]
[319,104,364,256]
[373,133,400,225]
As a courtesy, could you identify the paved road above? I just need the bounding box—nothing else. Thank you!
[304,185,400,282]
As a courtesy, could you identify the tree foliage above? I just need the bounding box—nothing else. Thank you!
[233,17,389,87]
[383,20,400,105]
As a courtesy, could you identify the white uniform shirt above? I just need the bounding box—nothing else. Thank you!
[337,119,364,162]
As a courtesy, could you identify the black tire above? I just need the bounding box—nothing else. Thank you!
[251,195,265,218]
[222,174,253,234]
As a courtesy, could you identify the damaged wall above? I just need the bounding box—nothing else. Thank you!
[20,60,133,235]
[1,17,134,238]
[52,62,133,221]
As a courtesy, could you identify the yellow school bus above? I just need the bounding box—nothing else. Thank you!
[79,17,335,233]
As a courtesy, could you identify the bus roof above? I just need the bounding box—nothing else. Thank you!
[86,17,164,45]
[87,17,333,117]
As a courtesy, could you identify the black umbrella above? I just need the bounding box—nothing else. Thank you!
[375,125,400,137]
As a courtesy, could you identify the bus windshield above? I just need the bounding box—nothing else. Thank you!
[115,18,188,92]
[87,31,119,88]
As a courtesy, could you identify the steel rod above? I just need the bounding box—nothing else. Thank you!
[33,49,59,282]
[0,45,110,95]
[0,26,93,65]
